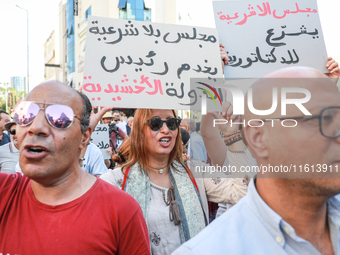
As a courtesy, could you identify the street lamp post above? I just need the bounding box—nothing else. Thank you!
[15,5,29,93]
[5,83,8,113]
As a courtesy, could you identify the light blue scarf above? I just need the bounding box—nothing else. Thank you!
[123,161,207,243]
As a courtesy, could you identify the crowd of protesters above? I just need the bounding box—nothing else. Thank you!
[0,46,340,254]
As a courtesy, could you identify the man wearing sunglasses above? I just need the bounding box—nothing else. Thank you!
[0,121,19,174]
[0,110,11,146]
[174,67,340,255]
[0,81,150,254]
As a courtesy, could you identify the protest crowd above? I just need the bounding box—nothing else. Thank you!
[1,3,340,255]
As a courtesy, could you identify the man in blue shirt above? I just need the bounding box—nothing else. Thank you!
[181,118,207,163]
[82,142,108,176]
[173,66,340,255]
[0,111,10,146]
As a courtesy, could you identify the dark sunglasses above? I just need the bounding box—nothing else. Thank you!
[13,101,82,129]
[9,129,16,135]
[146,117,181,131]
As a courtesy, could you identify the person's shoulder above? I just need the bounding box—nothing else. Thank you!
[0,142,10,151]
[328,194,340,214]
[191,132,204,142]
[1,133,10,143]
[187,159,208,168]
[0,172,28,193]
[87,143,102,156]
[96,178,141,210]
[100,167,124,185]
[96,177,125,195]
[173,199,262,254]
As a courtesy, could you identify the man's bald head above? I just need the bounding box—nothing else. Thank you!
[243,67,340,181]
[27,81,91,133]
[28,81,80,98]
[244,67,335,121]
[181,118,196,133]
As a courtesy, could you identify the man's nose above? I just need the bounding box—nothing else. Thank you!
[26,110,50,136]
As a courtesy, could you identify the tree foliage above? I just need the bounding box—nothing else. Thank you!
[0,84,27,114]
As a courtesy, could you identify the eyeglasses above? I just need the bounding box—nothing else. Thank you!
[9,129,16,135]
[146,117,181,131]
[13,101,82,129]
[262,106,340,138]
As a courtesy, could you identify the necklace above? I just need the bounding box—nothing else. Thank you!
[149,166,167,174]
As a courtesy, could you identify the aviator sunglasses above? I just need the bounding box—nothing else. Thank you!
[13,101,82,129]
[146,117,181,131]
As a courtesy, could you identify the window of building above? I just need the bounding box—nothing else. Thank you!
[66,0,75,75]
[86,6,92,21]
[68,25,74,36]
[118,0,151,22]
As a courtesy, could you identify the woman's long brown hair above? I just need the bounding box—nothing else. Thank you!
[112,109,187,175]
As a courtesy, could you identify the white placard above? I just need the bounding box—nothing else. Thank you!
[83,16,223,110]
[91,124,110,159]
[213,0,328,78]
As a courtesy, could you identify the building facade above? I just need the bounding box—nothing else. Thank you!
[52,0,177,90]
[10,76,26,92]
[43,30,61,82]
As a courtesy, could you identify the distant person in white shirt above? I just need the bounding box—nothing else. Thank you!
[121,112,128,124]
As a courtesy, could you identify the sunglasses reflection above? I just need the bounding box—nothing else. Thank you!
[14,102,73,129]
[14,112,72,128]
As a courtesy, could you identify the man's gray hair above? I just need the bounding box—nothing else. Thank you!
[113,110,121,116]
[77,92,92,133]
[184,118,196,132]
[127,116,134,121]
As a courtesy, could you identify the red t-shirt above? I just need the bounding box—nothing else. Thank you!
[0,173,150,255]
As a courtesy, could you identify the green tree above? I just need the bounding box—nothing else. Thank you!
[0,83,27,113]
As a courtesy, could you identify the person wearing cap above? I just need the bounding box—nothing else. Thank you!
[0,121,19,174]
[0,110,11,146]
[101,111,113,124]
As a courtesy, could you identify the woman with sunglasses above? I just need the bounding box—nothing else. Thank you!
[97,108,249,255]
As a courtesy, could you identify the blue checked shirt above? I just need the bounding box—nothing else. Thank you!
[173,178,340,255]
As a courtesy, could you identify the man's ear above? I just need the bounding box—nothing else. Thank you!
[244,125,269,159]
[79,127,93,150]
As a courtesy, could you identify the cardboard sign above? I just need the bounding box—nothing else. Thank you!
[83,16,223,110]
[91,124,110,159]
[213,0,328,78]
